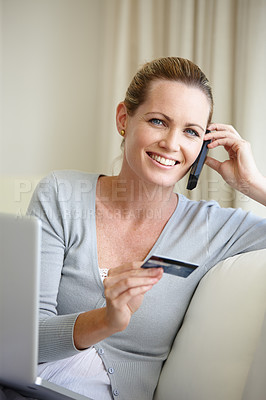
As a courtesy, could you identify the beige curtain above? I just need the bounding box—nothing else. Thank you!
[1,0,266,217]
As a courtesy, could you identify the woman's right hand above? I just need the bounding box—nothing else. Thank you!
[73,262,163,350]
[103,262,163,332]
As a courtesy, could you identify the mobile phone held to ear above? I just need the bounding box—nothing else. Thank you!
[186,130,211,190]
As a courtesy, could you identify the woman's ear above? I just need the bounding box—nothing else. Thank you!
[116,102,128,133]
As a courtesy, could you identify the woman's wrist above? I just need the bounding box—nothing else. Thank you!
[73,307,118,350]
[242,174,266,206]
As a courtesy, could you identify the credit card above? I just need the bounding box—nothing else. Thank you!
[142,255,198,278]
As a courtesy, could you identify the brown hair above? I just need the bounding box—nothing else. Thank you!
[124,57,213,124]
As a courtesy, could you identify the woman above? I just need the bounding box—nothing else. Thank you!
[18,57,266,400]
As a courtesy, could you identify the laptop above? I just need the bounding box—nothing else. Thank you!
[0,213,91,400]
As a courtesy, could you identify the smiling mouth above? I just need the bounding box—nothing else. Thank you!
[147,152,179,167]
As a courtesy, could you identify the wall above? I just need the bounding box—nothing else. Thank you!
[1,0,107,214]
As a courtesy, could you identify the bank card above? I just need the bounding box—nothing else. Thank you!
[142,255,198,278]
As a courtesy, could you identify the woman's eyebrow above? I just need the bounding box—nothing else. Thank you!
[145,112,173,122]
[185,123,205,132]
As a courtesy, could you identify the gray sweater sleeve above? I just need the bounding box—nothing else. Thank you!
[206,201,266,265]
[27,172,81,362]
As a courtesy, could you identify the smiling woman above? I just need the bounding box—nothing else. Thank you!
[10,56,265,400]
[117,79,210,190]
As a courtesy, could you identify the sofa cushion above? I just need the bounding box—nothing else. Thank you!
[154,249,266,400]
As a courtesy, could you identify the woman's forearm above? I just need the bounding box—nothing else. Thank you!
[243,175,266,207]
[73,307,118,350]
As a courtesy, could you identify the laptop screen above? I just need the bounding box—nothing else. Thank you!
[0,213,41,385]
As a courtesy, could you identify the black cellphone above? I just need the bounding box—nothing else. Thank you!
[186,129,211,190]
[141,255,199,278]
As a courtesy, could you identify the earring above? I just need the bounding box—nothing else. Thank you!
[120,129,125,136]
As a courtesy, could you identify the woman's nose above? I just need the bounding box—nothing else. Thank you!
[158,130,181,152]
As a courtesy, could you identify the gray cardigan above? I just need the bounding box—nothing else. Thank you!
[27,170,266,400]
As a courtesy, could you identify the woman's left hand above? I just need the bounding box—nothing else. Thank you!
[205,123,266,205]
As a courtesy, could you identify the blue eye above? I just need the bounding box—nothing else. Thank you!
[150,118,164,126]
[185,128,200,137]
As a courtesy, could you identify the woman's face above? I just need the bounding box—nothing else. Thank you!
[118,79,211,188]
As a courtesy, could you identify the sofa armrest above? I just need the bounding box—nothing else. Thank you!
[155,249,266,400]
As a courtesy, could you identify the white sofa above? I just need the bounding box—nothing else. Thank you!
[155,248,266,400]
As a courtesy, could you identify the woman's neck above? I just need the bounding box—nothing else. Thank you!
[96,174,178,222]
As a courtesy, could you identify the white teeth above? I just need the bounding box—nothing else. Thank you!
[150,153,176,166]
